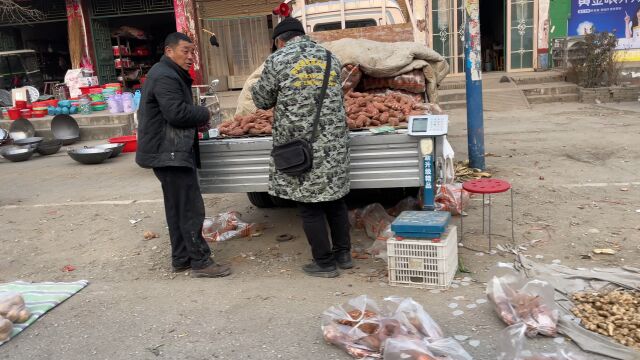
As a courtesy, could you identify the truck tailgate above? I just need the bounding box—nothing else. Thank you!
[198,132,422,193]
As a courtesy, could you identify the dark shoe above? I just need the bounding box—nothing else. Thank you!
[302,262,339,278]
[336,252,354,270]
[191,263,232,278]
[172,264,191,272]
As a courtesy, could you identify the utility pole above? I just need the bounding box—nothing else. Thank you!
[463,0,485,170]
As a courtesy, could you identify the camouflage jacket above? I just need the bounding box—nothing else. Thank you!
[252,36,350,203]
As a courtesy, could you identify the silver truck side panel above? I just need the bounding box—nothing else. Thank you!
[198,132,422,193]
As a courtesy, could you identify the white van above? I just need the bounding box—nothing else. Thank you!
[291,0,406,33]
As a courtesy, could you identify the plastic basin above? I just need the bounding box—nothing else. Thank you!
[108,135,137,152]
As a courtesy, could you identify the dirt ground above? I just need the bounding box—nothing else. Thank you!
[1,101,639,359]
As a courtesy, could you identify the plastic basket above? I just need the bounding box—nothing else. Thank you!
[387,226,458,289]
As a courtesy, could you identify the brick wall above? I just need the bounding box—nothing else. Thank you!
[579,86,640,103]
[309,24,414,43]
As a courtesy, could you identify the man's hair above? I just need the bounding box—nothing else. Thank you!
[165,32,192,48]
[276,30,304,43]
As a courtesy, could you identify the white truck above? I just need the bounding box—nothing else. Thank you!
[198,0,446,209]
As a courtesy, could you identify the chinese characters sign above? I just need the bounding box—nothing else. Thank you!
[569,0,640,50]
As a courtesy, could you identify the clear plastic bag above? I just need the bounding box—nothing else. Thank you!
[435,184,470,216]
[487,264,559,337]
[322,296,471,360]
[498,324,587,360]
[0,292,30,324]
[201,212,259,242]
[384,296,444,341]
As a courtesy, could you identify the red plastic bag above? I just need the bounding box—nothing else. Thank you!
[435,184,469,215]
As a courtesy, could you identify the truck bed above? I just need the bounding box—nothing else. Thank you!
[198,131,423,193]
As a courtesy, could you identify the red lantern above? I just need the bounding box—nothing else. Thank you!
[272,3,291,17]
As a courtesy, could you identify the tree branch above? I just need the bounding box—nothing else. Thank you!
[0,0,46,24]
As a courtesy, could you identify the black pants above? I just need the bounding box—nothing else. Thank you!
[153,166,212,270]
[297,197,351,267]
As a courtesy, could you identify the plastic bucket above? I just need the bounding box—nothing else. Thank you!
[108,135,137,152]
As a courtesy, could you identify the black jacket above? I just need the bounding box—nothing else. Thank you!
[136,56,209,169]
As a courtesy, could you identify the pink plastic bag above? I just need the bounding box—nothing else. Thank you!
[435,184,469,215]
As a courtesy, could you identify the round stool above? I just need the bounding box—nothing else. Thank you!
[460,179,514,251]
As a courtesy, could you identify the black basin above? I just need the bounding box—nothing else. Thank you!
[13,137,43,147]
[94,143,124,158]
[8,118,36,140]
[68,147,112,165]
[1,147,34,162]
[36,139,63,155]
[51,115,80,142]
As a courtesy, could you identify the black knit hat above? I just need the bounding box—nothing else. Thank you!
[272,17,305,40]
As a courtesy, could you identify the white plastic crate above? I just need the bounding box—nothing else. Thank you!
[387,226,458,289]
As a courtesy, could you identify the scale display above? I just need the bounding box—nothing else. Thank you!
[408,115,448,136]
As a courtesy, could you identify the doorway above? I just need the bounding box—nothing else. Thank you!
[480,0,505,72]
[430,0,537,74]
[91,13,176,88]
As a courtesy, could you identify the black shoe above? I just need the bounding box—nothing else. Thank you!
[302,262,339,278]
[335,252,354,270]
[191,263,232,278]
[172,264,191,272]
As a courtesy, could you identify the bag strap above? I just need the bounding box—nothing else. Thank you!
[310,50,332,142]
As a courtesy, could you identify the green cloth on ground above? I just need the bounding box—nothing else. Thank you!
[0,280,89,345]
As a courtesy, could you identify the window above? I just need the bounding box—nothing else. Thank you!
[313,19,377,32]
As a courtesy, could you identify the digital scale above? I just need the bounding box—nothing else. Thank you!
[407,114,449,136]
[406,114,450,211]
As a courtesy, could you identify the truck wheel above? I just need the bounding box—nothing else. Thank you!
[247,192,275,208]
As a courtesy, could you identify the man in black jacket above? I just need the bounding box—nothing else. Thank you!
[136,32,231,278]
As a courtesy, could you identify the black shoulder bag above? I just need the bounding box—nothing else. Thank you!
[271,50,332,177]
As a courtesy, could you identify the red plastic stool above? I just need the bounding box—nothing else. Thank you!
[460,179,514,251]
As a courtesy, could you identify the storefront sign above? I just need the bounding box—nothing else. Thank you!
[568,0,640,51]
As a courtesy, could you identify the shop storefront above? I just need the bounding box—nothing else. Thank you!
[0,0,71,89]
[429,0,543,74]
[87,0,176,89]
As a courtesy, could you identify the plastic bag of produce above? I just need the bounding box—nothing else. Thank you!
[361,70,427,94]
[0,292,30,324]
[498,323,586,360]
[435,184,470,216]
[487,264,559,337]
[322,295,387,359]
[201,212,259,242]
[383,296,444,341]
[322,296,471,360]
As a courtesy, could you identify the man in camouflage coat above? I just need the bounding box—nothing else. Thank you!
[252,17,352,278]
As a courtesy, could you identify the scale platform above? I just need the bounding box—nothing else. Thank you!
[391,211,451,239]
